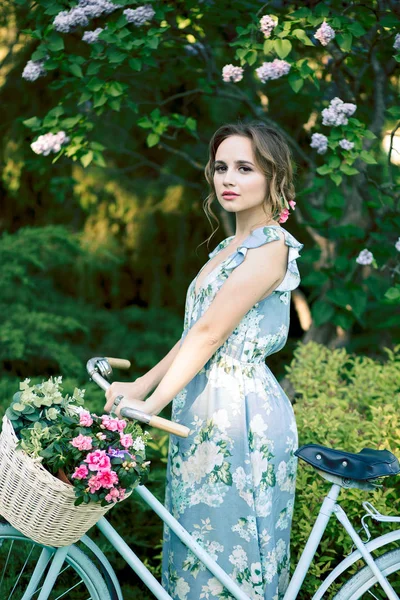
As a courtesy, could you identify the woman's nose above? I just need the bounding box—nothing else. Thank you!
[222,168,236,184]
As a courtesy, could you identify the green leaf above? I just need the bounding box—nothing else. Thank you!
[384,286,400,302]
[80,151,94,168]
[330,172,343,186]
[335,33,353,52]
[360,150,378,165]
[328,156,341,169]
[288,73,303,93]
[292,28,314,46]
[312,301,335,326]
[236,48,248,60]
[363,129,377,140]
[87,78,104,92]
[147,36,159,50]
[22,116,42,129]
[347,22,366,37]
[186,118,197,132]
[386,106,400,118]
[69,64,83,78]
[274,39,292,59]
[78,90,92,105]
[61,116,81,128]
[247,50,257,66]
[109,98,121,111]
[316,164,332,175]
[47,33,64,52]
[128,58,142,71]
[108,81,125,97]
[263,39,274,54]
[93,92,107,108]
[93,151,106,167]
[87,62,101,76]
[147,133,160,147]
[340,163,359,176]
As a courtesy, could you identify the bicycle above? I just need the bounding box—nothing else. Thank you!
[0,356,399,600]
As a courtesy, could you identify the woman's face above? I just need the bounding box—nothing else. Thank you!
[213,135,268,215]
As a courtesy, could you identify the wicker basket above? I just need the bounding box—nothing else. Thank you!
[0,415,123,547]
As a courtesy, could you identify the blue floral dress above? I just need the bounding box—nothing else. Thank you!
[161,225,304,600]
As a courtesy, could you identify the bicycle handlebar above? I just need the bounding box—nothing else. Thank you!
[86,357,190,438]
[105,357,131,370]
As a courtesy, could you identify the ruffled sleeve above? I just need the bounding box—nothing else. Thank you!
[223,226,304,296]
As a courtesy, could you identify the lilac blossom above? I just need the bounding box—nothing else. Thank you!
[322,97,357,127]
[22,60,47,82]
[356,249,374,265]
[222,64,244,83]
[53,1,122,33]
[255,59,291,83]
[123,5,155,26]
[394,33,400,51]
[31,131,70,156]
[314,20,336,46]
[82,27,104,43]
[310,132,328,155]
[395,237,400,252]
[339,138,354,151]
[259,15,277,39]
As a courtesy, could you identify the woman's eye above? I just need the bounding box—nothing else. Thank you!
[215,166,252,173]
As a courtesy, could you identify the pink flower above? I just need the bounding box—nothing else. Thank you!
[279,208,290,223]
[71,464,89,480]
[88,475,103,493]
[118,488,126,500]
[70,434,93,451]
[105,487,120,503]
[101,415,127,432]
[96,470,119,489]
[79,410,93,427]
[85,449,111,471]
[120,433,133,448]
[289,200,296,210]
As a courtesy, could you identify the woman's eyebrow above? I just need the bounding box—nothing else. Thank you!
[214,159,255,166]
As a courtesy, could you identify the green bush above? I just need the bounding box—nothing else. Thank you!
[287,341,400,597]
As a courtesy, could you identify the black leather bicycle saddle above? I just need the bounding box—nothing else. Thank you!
[295,444,400,481]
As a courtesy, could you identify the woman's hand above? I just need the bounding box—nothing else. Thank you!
[104,380,151,418]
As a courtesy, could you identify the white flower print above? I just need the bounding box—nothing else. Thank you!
[181,441,224,484]
[250,450,269,486]
[233,466,255,508]
[175,577,190,599]
[231,516,258,542]
[212,409,231,431]
[255,486,273,518]
[250,414,268,436]
[229,545,248,570]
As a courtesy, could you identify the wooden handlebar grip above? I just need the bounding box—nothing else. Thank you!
[105,357,131,370]
[148,415,190,438]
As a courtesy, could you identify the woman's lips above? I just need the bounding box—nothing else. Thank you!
[222,193,239,200]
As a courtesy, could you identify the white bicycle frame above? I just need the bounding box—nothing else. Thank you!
[22,360,400,600]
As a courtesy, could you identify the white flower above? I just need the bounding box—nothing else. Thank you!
[356,248,374,265]
[212,409,230,431]
[132,437,145,451]
[123,5,155,26]
[82,27,104,43]
[182,441,224,484]
[250,414,268,436]
[250,561,263,584]
[310,132,328,154]
[222,64,244,83]
[31,131,70,156]
[276,538,287,562]
[394,33,400,51]
[207,577,224,595]
[259,15,277,38]
[314,20,336,46]
[256,59,291,82]
[250,450,269,486]
[395,237,400,252]
[22,60,47,82]
[175,577,190,600]
[229,545,248,570]
[322,97,357,127]
[339,138,354,151]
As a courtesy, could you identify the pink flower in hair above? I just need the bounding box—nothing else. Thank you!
[289,200,296,210]
[279,208,290,223]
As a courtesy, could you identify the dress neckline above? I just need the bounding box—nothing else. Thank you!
[193,225,286,300]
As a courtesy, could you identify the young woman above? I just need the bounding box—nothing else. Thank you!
[105,121,304,600]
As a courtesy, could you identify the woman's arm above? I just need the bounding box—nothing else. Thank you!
[138,338,183,396]
[105,238,288,416]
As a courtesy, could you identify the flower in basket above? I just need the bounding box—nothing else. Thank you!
[6,376,151,507]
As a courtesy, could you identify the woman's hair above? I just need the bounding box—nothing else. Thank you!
[202,121,296,247]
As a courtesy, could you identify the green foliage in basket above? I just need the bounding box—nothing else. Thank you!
[7,376,152,507]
